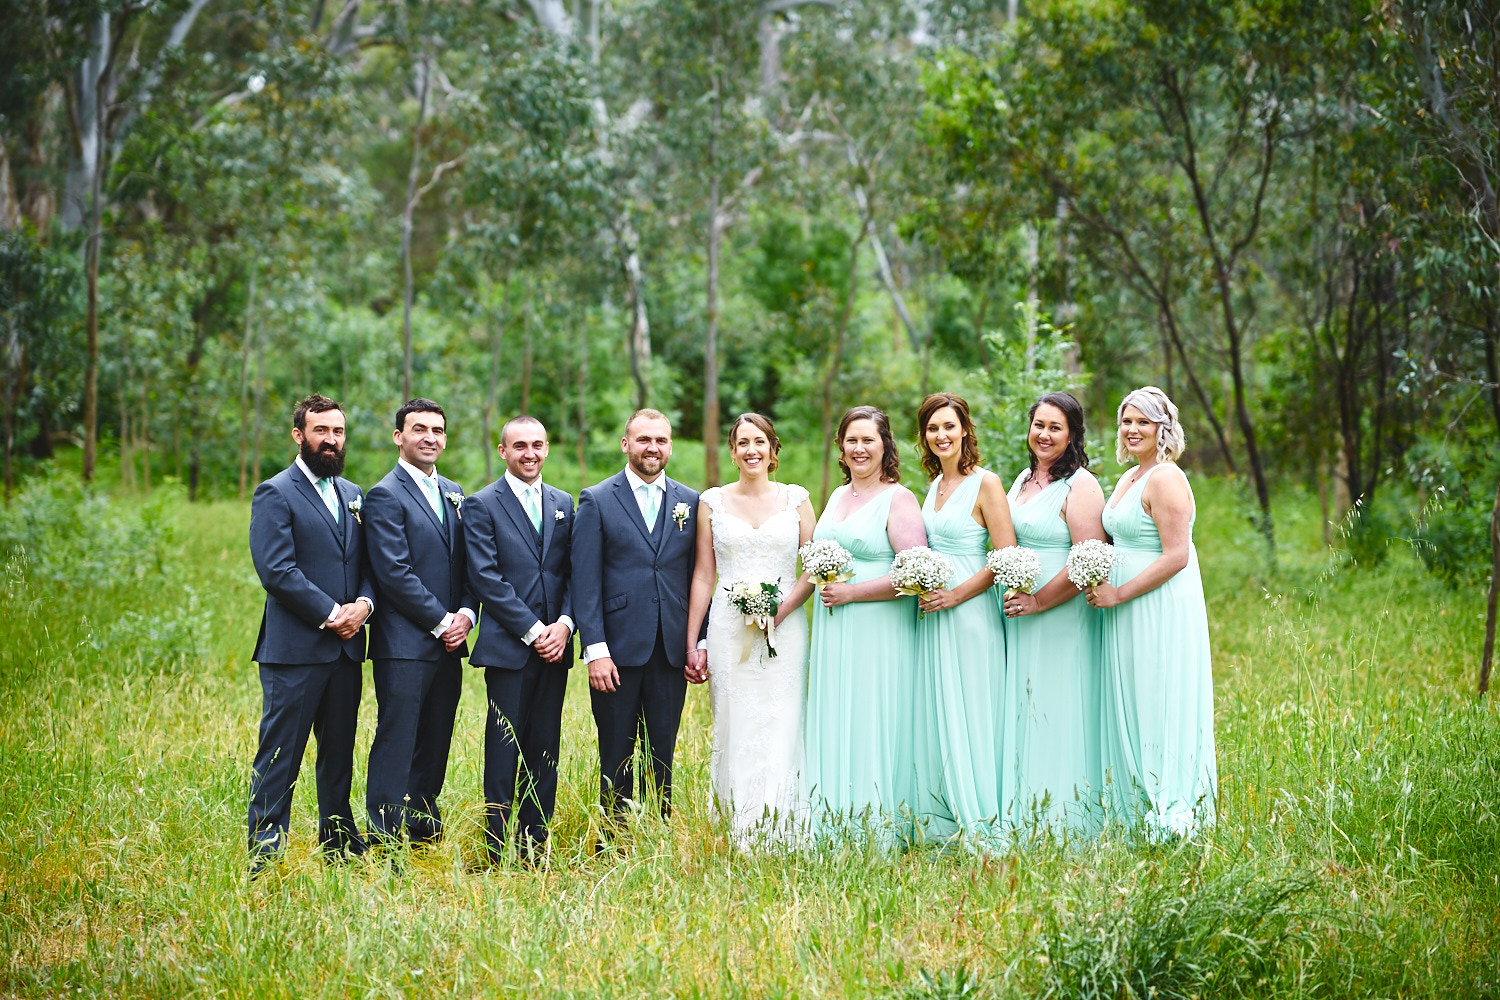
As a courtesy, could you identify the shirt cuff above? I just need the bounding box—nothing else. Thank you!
[320,602,339,629]
[583,641,610,663]
[521,620,546,646]
[557,615,575,634]
[430,611,454,639]
[456,608,476,630]
[696,639,708,651]
[356,596,374,614]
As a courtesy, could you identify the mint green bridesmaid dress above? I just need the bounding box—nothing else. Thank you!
[912,471,1006,846]
[1000,469,1103,836]
[1098,463,1217,837]
[804,484,920,835]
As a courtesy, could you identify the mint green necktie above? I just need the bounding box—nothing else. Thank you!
[421,474,443,523]
[316,477,340,523]
[524,485,542,533]
[639,483,659,532]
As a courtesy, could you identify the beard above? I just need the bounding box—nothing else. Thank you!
[301,438,346,479]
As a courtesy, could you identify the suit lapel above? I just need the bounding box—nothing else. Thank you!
[540,484,557,560]
[648,479,673,554]
[291,467,342,543]
[333,478,353,550]
[614,474,657,549]
[439,477,458,552]
[497,481,543,557]
[398,465,445,540]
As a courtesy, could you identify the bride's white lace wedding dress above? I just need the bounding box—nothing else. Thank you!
[702,483,810,844]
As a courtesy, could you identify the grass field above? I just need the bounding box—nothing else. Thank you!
[1,470,1497,998]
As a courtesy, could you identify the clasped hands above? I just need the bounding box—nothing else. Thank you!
[325,600,372,639]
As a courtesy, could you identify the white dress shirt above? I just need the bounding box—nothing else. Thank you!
[584,466,703,663]
[295,455,374,627]
[502,470,575,647]
[398,457,476,637]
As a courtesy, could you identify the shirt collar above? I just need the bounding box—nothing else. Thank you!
[624,465,665,493]
[398,457,439,484]
[295,455,324,486]
[503,470,542,498]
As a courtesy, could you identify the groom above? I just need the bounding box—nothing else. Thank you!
[572,408,706,823]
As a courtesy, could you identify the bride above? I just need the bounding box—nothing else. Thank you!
[686,413,816,845]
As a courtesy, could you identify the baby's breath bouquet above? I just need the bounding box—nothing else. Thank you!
[987,545,1042,599]
[1066,539,1116,591]
[725,579,782,660]
[889,546,953,618]
[799,538,855,616]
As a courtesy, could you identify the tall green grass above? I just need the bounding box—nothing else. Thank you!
[0,474,1495,998]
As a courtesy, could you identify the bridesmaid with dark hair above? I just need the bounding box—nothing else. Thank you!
[909,392,1015,847]
[1000,391,1108,835]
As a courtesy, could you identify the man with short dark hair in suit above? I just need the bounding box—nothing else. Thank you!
[572,408,705,825]
[362,398,476,848]
[247,394,374,869]
[464,416,575,860]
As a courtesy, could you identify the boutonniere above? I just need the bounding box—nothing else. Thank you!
[347,497,363,524]
[673,501,691,531]
[445,491,464,520]
[554,508,566,521]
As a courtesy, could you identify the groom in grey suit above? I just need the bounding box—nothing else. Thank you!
[247,394,373,867]
[362,398,475,847]
[572,408,706,823]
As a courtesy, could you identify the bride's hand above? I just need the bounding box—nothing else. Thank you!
[773,599,796,627]
[820,582,854,608]
[918,588,961,614]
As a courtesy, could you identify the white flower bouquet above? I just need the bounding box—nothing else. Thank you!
[725,579,783,660]
[798,539,855,615]
[1066,539,1116,591]
[987,545,1042,598]
[889,546,953,618]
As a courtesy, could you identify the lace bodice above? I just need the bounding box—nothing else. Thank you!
[703,483,808,592]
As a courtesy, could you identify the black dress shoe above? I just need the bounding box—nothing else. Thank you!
[248,850,278,878]
[319,818,369,861]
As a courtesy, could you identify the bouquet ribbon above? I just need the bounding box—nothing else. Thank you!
[740,615,778,661]
[811,570,855,615]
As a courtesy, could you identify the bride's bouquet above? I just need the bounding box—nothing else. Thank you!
[798,539,855,616]
[1066,539,1116,591]
[889,546,953,618]
[987,545,1042,599]
[725,579,782,660]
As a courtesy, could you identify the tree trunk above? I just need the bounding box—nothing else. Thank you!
[520,312,532,416]
[483,275,511,482]
[1480,309,1500,693]
[251,327,266,487]
[237,260,257,498]
[704,169,722,487]
[616,218,652,408]
[577,306,589,488]
[138,374,150,494]
[820,234,864,504]
[400,51,433,401]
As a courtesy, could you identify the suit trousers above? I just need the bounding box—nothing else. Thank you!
[247,654,363,855]
[483,652,568,854]
[590,632,688,821]
[365,655,462,843]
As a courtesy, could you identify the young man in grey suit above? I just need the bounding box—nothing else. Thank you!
[362,398,475,848]
[247,394,373,869]
[464,416,574,861]
[572,408,706,825]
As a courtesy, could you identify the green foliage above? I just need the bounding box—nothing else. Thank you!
[1417,494,1494,588]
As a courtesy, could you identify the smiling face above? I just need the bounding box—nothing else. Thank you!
[622,414,672,480]
[1028,402,1070,471]
[923,406,965,469]
[1118,404,1159,462]
[394,410,446,472]
[499,419,548,484]
[840,418,884,480]
[731,421,773,479]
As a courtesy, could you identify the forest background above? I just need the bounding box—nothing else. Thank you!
[1,0,1499,669]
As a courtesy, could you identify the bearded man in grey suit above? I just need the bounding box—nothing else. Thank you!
[572,408,706,825]
[464,416,574,861]
[362,398,475,848]
[247,394,373,869]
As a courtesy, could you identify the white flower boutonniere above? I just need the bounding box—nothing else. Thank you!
[673,501,691,531]
[554,508,566,521]
[347,497,363,524]
[445,491,464,520]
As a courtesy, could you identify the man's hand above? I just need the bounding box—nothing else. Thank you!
[588,655,620,692]
[442,611,474,652]
[534,622,572,663]
[330,599,371,640]
[685,648,708,685]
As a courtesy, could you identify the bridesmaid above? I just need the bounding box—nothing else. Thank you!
[784,406,926,838]
[1000,392,1107,836]
[1089,386,1217,838]
[910,393,1015,847]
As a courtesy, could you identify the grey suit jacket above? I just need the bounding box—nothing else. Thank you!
[570,469,700,669]
[364,464,476,662]
[465,477,574,670]
[249,464,374,665]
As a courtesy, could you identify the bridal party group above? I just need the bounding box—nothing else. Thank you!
[244,385,1214,871]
